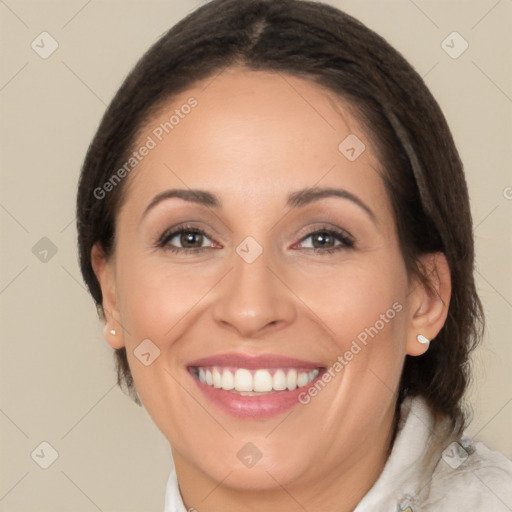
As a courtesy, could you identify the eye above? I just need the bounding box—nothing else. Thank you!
[295,228,355,253]
[158,225,218,253]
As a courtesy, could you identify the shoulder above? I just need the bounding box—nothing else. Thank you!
[354,397,511,512]
[422,436,512,511]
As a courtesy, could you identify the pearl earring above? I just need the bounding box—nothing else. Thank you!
[417,334,430,346]
[109,329,117,336]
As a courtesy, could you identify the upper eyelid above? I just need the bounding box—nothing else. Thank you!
[293,223,354,243]
[160,226,216,246]
[159,222,220,243]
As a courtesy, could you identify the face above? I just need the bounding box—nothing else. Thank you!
[93,68,437,501]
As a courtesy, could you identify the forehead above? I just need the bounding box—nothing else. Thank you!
[121,67,387,215]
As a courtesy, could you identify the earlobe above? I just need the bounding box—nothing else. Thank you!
[102,322,124,349]
[91,243,125,349]
[406,252,451,357]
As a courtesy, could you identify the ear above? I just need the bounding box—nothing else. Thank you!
[91,242,125,349]
[405,252,451,356]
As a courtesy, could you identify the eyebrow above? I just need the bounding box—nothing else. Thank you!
[143,189,221,218]
[142,186,376,224]
[286,187,376,223]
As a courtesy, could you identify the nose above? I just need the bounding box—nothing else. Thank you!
[211,245,296,338]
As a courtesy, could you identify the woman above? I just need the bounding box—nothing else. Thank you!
[76,0,511,510]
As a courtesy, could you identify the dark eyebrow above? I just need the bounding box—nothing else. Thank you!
[142,189,221,219]
[286,187,376,223]
[142,186,376,224]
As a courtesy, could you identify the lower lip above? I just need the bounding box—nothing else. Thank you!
[189,370,323,419]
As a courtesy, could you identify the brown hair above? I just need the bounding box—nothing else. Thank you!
[76,0,483,433]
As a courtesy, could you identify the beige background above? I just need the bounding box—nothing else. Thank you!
[1,0,511,510]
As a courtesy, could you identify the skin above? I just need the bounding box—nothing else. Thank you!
[92,67,451,511]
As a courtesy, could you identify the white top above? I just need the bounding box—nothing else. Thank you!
[163,397,512,511]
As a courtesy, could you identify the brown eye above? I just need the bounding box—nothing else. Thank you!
[297,228,355,253]
[311,232,337,248]
[159,227,216,253]
[179,231,205,248]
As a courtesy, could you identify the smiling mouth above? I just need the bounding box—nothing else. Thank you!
[189,366,321,395]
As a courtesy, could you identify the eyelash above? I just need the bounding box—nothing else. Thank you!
[157,225,218,254]
[157,224,355,255]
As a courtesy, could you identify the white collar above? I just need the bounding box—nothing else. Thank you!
[354,396,443,511]
[164,457,187,512]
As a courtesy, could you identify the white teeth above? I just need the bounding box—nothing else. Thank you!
[195,367,320,393]
[254,369,273,392]
[287,369,297,391]
[297,372,309,388]
[221,369,235,390]
[212,368,222,388]
[273,369,287,391]
[234,368,253,392]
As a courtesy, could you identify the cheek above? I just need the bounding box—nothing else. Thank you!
[293,253,409,405]
[116,254,221,344]
[291,260,408,436]
[294,256,407,351]
[113,254,219,421]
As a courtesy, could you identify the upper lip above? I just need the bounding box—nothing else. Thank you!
[187,353,324,370]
